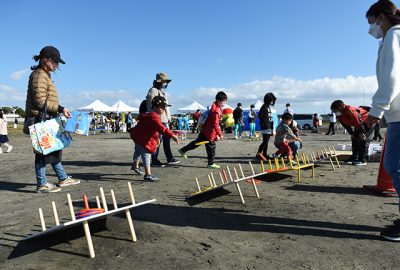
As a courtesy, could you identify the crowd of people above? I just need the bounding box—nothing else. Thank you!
[14,0,400,242]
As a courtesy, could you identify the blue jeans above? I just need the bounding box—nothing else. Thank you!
[35,160,67,186]
[384,122,400,212]
[234,123,243,137]
[289,141,302,158]
[152,123,174,162]
[249,123,256,137]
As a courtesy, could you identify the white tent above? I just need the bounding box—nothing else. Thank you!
[77,100,113,112]
[178,101,206,113]
[253,100,264,110]
[111,100,139,113]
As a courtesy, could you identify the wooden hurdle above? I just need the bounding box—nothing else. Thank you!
[310,147,341,170]
[187,162,264,204]
[24,183,156,258]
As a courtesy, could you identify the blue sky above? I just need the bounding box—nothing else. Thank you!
[0,0,384,113]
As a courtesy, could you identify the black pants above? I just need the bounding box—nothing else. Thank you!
[192,120,198,133]
[373,124,383,141]
[180,132,216,165]
[326,122,335,135]
[257,134,271,156]
[351,130,370,161]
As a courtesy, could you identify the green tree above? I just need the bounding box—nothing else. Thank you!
[15,108,26,117]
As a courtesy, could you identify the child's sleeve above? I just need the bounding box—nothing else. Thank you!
[209,110,222,137]
[154,116,175,138]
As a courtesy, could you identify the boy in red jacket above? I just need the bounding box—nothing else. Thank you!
[130,96,179,181]
[178,91,227,169]
[330,100,370,166]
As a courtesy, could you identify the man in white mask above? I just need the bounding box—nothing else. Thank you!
[365,0,400,241]
[146,73,180,166]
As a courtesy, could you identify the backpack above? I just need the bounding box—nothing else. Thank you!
[139,100,147,114]
[197,110,210,129]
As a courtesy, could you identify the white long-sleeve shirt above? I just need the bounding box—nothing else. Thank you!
[370,25,400,123]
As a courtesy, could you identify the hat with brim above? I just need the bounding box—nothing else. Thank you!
[152,96,172,108]
[155,72,172,83]
[39,46,65,64]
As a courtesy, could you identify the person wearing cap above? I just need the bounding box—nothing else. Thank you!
[146,72,180,166]
[284,103,294,115]
[130,96,179,182]
[248,104,257,138]
[233,103,244,139]
[24,46,80,193]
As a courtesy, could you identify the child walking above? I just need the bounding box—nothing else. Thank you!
[273,113,301,164]
[130,96,179,182]
[178,91,227,169]
[256,92,277,159]
[0,110,13,153]
[248,104,257,138]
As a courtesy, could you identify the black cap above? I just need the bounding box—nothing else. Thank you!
[237,103,242,107]
[152,96,171,108]
[286,103,290,107]
[39,46,65,64]
[250,104,255,108]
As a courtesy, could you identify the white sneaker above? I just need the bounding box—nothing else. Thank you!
[6,145,12,153]
[58,176,80,187]
[36,183,61,193]
[234,136,238,140]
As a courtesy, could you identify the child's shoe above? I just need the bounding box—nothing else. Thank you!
[144,175,160,182]
[131,166,144,175]
[178,149,188,159]
[58,176,80,187]
[208,163,221,169]
[6,145,12,153]
[36,183,61,193]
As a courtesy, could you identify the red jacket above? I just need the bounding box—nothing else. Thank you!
[130,112,175,154]
[337,105,368,129]
[202,102,223,141]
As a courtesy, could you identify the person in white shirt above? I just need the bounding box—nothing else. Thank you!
[325,111,336,135]
[365,0,400,241]
[283,103,294,115]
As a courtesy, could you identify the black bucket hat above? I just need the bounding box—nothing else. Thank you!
[39,46,65,64]
[152,96,171,108]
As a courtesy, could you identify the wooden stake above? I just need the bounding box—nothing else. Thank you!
[268,159,273,171]
[260,160,265,172]
[67,193,76,221]
[95,196,101,208]
[302,153,307,165]
[233,167,245,204]
[288,156,294,169]
[111,189,118,209]
[222,169,228,183]
[219,172,225,184]
[38,208,46,231]
[274,158,279,170]
[281,157,286,168]
[248,162,260,198]
[210,173,217,186]
[83,221,95,258]
[100,187,108,212]
[128,182,136,205]
[51,201,60,226]
[125,209,137,242]
[195,177,201,192]
[227,166,234,182]
[295,155,301,183]
[306,154,310,164]
[208,175,214,187]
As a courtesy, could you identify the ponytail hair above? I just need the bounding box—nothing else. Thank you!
[31,54,42,70]
[367,0,400,25]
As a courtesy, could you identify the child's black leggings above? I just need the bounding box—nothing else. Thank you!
[180,132,216,165]
[257,134,271,156]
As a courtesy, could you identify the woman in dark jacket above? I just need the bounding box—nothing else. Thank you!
[256,93,277,159]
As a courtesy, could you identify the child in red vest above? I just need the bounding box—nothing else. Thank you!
[130,96,179,181]
[178,91,227,169]
[330,100,370,165]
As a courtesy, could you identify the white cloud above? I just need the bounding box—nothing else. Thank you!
[170,75,378,113]
[10,69,29,80]
[0,84,26,106]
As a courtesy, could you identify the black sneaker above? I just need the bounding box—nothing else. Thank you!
[381,222,400,241]
[167,158,181,165]
[130,166,144,175]
[144,175,160,182]
[352,159,367,166]
[151,160,166,168]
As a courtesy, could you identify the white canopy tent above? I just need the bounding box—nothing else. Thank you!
[253,100,264,111]
[77,100,114,112]
[177,101,206,113]
[111,100,139,113]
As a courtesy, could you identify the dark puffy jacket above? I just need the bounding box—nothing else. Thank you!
[233,107,243,124]
[258,104,274,130]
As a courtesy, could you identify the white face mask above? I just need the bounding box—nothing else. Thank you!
[335,111,342,117]
[221,101,226,107]
[368,19,383,39]
[161,83,168,90]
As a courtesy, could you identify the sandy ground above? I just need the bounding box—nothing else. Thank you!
[1,127,400,270]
